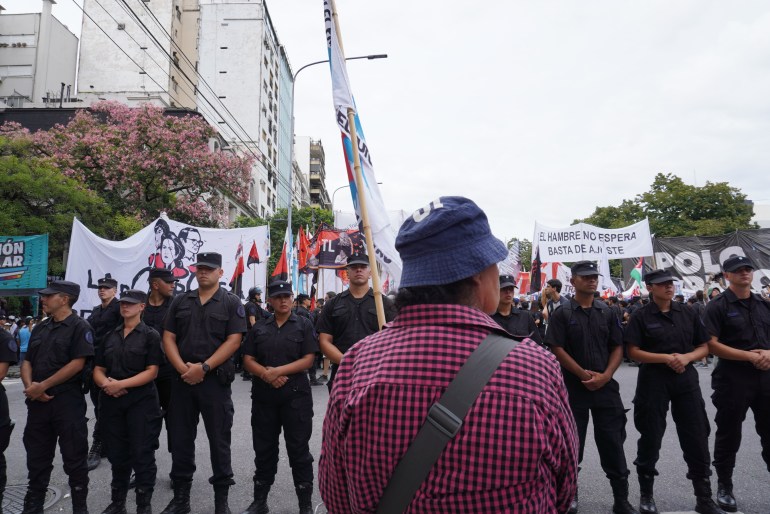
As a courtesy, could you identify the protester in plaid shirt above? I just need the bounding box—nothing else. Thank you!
[320,197,579,513]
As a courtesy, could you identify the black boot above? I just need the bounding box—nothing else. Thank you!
[160,481,191,514]
[136,487,153,514]
[716,480,737,513]
[101,487,128,514]
[22,489,46,514]
[240,481,270,514]
[296,482,313,514]
[87,439,103,471]
[610,479,640,514]
[638,474,658,514]
[693,478,727,514]
[72,485,90,514]
[214,485,232,514]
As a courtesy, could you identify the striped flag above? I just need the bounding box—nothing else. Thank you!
[324,0,402,287]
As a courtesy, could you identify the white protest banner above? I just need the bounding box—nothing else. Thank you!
[533,219,652,261]
[65,216,269,317]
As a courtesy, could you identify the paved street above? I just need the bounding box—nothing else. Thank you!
[2,362,767,513]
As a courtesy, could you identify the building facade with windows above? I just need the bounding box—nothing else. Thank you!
[0,0,78,108]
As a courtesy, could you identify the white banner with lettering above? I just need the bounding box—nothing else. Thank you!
[533,219,653,261]
[65,216,269,317]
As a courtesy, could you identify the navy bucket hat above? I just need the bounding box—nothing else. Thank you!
[396,197,508,288]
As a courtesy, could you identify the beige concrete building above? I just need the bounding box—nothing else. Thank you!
[77,0,198,109]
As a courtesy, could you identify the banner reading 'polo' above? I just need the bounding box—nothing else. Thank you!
[533,219,653,261]
[66,217,269,317]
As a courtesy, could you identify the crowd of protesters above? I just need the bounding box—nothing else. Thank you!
[1,196,769,513]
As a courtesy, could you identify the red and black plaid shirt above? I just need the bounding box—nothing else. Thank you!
[320,304,578,513]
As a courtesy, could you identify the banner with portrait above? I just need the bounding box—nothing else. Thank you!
[65,216,269,317]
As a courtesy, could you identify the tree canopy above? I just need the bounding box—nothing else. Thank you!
[0,136,113,275]
[3,101,253,228]
[576,173,757,237]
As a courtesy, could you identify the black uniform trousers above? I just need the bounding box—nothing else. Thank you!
[88,382,102,443]
[167,375,235,486]
[23,388,89,492]
[251,380,314,486]
[0,385,14,492]
[568,379,630,482]
[633,365,711,479]
[711,364,770,480]
[100,384,162,489]
[155,364,175,456]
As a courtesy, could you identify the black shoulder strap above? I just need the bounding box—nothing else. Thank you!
[376,332,520,513]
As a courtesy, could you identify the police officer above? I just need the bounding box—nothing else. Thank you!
[241,280,317,514]
[21,281,94,514]
[545,261,637,514]
[625,270,724,514]
[86,275,122,471]
[161,252,246,514]
[94,290,163,514]
[317,252,396,391]
[0,324,17,510]
[143,268,177,418]
[242,287,268,380]
[492,274,543,346]
[703,255,770,512]
[245,287,268,329]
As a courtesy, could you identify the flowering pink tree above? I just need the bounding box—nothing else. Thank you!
[32,101,253,227]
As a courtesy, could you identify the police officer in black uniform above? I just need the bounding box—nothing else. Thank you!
[492,274,543,346]
[161,252,246,514]
[546,261,637,514]
[245,287,268,329]
[21,281,94,514]
[242,287,268,380]
[86,276,122,471]
[240,280,317,514]
[703,255,770,512]
[317,252,396,391]
[94,290,163,514]
[0,325,17,511]
[144,268,177,409]
[625,269,724,514]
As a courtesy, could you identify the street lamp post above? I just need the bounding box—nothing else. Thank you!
[287,54,387,237]
[331,182,382,213]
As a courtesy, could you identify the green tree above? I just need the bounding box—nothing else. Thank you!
[507,237,532,270]
[577,173,757,237]
[234,207,334,272]
[0,136,114,275]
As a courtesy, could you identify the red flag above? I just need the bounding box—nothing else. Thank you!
[229,242,245,296]
[247,240,260,268]
[271,227,290,282]
[297,226,311,272]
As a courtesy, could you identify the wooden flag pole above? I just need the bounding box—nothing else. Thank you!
[331,0,386,329]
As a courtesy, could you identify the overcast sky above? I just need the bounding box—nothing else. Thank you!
[5,0,770,242]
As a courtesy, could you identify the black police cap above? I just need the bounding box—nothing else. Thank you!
[570,260,601,276]
[644,269,676,285]
[722,255,754,273]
